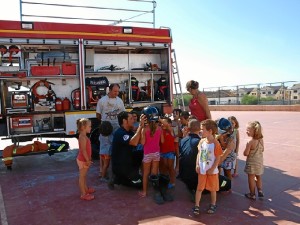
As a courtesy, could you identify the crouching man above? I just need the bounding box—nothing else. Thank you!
[109,111,145,189]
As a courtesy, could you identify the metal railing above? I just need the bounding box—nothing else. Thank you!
[20,0,157,27]
[202,81,299,105]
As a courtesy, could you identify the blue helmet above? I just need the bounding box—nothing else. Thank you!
[217,118,232,134]
[142,106,159,122]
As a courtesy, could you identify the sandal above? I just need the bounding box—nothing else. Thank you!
[80,193,95,201]
[138,191,146,198]
[193,206,200,215]
[244,193,256,200]
[207,204,217,214]
[87,187,95,194]
[258,190,264,198]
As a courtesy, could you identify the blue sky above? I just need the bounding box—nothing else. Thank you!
[1,0,299,89]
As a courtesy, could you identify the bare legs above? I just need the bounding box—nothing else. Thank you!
[79,168,88,196]
[101,158,110,179]
[159,158,176,185]
[247,174,263,194]
[140,160,159,196]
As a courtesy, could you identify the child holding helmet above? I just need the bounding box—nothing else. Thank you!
[217,118,237,180]
[139,106,164,202]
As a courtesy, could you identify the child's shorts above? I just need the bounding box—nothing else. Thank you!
[197,174,219,192]
[160,152,175,160]
[100,154,111,160]
[143,152,160,163]
[77,159,89,170]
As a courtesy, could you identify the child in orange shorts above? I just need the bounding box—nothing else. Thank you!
[193,119,223,215]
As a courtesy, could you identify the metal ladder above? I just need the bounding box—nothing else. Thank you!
[171,49,185,110]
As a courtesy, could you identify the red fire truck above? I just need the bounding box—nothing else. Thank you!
[0,19,178,147]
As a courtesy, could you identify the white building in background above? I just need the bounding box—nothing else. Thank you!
[290,83,300,101]
[235,88,253,97]
[204,83,300,105]
[205,89,238,105]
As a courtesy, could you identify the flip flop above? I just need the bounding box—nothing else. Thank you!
[87,187,95,194]
[138,191,146,198]
[80,194,95,201]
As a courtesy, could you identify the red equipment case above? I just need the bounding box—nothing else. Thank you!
[31,66,60,76]
[62,63,76,75]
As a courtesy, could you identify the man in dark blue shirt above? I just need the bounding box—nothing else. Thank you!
[110,111,146,189]
[179,119,232,198]
[179,119,201,192]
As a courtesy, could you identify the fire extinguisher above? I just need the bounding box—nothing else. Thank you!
[71,88,81,110]
[62,97,71,111]
[55,98,63,111]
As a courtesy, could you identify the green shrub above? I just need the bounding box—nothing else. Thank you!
[241,95,258,105]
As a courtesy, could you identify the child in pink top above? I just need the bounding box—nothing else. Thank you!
[76,118,95,201]
[139,109,164,198]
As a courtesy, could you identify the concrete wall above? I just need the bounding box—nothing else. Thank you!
[209,105,300,111]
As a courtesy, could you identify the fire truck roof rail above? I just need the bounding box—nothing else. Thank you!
[20,1,157,28]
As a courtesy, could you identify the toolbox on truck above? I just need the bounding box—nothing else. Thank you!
[31,58,60,76]
[31,65,60,76]
[62,63,76,75]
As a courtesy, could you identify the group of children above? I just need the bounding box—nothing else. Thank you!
[138,107,178,200]
[193,116,264,215]
[75,109,265,215]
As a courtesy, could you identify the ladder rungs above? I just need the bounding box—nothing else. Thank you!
[172,48,185,110]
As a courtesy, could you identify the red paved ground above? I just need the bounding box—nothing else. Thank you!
[0,111,299,225]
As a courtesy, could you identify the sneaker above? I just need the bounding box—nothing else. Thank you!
[245,193,256,200]
[193,206,200,215]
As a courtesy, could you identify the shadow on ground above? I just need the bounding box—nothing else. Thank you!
[0,151,299,225]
